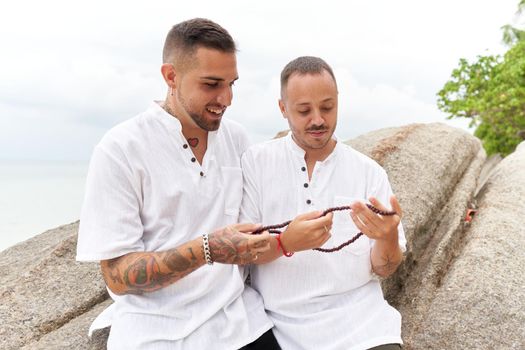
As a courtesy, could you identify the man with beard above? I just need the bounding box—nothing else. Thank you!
[240,56,407,350]
[76,19,326,349]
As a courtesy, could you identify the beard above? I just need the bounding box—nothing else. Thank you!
[178,89,221,132]
[188,111,221,131]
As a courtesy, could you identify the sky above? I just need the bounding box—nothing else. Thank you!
[0,0,521,162]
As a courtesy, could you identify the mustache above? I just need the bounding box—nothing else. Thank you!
[306,125,328,132]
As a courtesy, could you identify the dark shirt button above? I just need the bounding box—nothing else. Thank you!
[183,144,188,149]
[304,183,309,188]
[306,199,312,204]
[200,171,204,176]
[191,157,196,162]
[301,166,306,171]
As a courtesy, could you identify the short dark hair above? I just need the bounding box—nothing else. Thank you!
[280,56,337,97]
[162,18,236,66]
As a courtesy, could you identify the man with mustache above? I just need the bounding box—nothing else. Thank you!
[76,19,329,349]
[240,56,406,349]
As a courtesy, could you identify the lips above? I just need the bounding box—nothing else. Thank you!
[307,129,328,138]
[206,106,225,117]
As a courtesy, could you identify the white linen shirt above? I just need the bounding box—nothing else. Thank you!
[240,133,407,350]
[77,102,272,350]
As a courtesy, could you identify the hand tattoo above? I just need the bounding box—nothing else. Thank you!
[208,227,255,265]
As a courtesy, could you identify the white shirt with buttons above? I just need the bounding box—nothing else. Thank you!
[240,133,407,350]
[77,102,272,350]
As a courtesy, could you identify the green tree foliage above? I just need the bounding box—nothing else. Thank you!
[437,1,525,156]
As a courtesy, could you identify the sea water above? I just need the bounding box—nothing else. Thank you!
[0,160,88,252]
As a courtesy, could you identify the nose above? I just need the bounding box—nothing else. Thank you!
[217,85,233,106]
[311,108,324,126]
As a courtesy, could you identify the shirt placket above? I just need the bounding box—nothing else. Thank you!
[181,132,217,180]
[298,160,323,213]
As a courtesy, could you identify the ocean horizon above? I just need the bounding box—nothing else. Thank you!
[0,160,88,252]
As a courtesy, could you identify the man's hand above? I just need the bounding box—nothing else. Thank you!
[350,195,404,278]
[350,196,402,243]
[280,211,333,253]
[208,223,271,265]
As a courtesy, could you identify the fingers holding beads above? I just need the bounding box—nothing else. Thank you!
[350,197,401,241]
[208,225,271,265]
[319,228,333,246]
[350,201,382,233]
[388,195,403,219]
[281,210,332,252]
[234,230,269,264]
[316,212,333,233]
[369,196,402,230]
[350,210,374,238]
[309,211,333,243]
[367,196,402,219]
[249,231,271,253]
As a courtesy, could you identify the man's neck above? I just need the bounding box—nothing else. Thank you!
[162,99,209,164]
[301,139,337,180]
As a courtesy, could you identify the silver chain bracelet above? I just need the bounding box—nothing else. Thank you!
[202,233,213,265]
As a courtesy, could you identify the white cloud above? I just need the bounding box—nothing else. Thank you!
[0,0,518,160]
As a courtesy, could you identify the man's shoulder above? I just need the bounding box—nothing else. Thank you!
[220,118,249,139]
[218,118,251,155]
[96,109,154,154]
[338,142,386,174]
[244,136,286,158]
[221,117,243,131]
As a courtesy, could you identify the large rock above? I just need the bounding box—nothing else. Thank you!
[21,299,112,350]
[6,122,523,349]
[0,222,107,350]
[410,141,525,349]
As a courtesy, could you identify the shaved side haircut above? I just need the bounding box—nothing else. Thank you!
[162,18,236,70]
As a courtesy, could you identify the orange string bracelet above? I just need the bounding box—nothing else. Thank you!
[275,234,294,257]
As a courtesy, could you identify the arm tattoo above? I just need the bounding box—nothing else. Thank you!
[105,258,124,284]
[123,256,162,292]
[103,245,203,295]
[372,253,400,277]
[163,248,195,272]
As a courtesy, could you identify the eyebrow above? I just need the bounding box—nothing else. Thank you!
[200,76,239,82]
[296,97,335,106]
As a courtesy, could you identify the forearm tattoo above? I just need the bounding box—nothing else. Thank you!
[102,246,202,295]
[372,252,401,277]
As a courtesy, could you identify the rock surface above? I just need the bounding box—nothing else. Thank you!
[409,140,525,349]
[0,223,107,350]
[2,124,523,349]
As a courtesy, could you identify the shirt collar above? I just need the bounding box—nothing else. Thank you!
[285,132,306,157]
[285,131,340,163]
[151,100,219,150]
[152,101,182,133]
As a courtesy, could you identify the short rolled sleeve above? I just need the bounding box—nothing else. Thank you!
[76,145,144,261]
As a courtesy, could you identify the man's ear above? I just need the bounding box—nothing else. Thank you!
[278,99,287,119]
[160,63,177,90]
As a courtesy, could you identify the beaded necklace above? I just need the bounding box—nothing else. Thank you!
[252,204,396,253]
